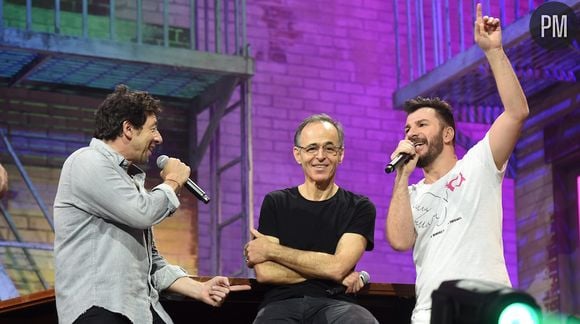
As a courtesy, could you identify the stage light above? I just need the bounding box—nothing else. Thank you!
[431,279,541,324]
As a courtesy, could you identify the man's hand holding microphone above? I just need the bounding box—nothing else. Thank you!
[158,156,190,195]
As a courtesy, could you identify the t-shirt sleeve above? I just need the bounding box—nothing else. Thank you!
[257,193,279,238]
[464,132,504,182]
[346,197,376,251]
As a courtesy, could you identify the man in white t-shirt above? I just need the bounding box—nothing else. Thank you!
[385,3,529,324]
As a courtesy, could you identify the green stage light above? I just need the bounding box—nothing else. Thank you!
[498,302,541,324]
[431,279,541,324]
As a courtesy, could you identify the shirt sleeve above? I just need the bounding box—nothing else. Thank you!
[257,193,279,238]
[464,132,505,183]
[69,151,179,229]
[346,197,376,251]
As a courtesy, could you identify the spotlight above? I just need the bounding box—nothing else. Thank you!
[431,279,541,324]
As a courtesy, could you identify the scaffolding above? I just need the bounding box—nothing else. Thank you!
[391,0,580,177]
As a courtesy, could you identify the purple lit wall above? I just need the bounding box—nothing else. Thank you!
[243,0,519,286]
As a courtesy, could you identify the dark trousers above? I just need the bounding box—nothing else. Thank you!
[253,296,379,324]
[73,306,165,324]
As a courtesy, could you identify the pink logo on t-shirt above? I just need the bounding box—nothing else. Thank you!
[445,172,466,192]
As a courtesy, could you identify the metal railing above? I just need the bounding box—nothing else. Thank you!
[0,0,248,56]
[0,129,53,292]
[393,0,543,88]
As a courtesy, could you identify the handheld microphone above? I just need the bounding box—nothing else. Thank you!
[326,271,370,296]
[156,155,211,204]
[384,153,412,174]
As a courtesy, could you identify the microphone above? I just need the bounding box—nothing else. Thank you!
[384,153,412,174]
[156,155,211,204]
[326,271,370,296]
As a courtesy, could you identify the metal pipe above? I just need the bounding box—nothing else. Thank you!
[406,0,413,80]
[499,0,505,24]
[137,0,143,45]
[109,0,115,40]
[26,0,32,31]
[0,131,54,231]
[235,0,240,54]
[214,0,221,53]
[224,0,229,54]
[209,104,219,275]
[204,0,209,51]
[242,0,247,56]
[394,0,401,88]
[163,0,169,47]
[82,0,88,38]
[54,0,61,34]
[459,0,464,52]
[417,0,425,74]
[190,0,197,50]
[445,0,451,60]
[0,203,49,289]
[0,0,4,28]
[0,241,54,251]
[241,79,252,277]
[431,0,440,67]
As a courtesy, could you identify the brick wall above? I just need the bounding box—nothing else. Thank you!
[246,0,412,283]
[0,0,542,300]
[244,0,520,286]
[515,83,580,313]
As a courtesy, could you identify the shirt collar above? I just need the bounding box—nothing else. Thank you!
[89,138,144,176]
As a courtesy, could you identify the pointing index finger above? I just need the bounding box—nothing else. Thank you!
[229,284,252,292]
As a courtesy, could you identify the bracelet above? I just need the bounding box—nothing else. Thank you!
[164,178,182,194]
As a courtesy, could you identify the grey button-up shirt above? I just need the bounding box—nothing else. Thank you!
[54,138,187,324]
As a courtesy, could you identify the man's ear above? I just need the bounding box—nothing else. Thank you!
[293,146,302,164]
[122,120,134,139]
[444,126,455,144]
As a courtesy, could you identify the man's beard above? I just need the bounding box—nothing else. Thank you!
[416,130,444,168]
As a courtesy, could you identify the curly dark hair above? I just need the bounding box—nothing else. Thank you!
[94,84,162,140]
[404,96,456,145]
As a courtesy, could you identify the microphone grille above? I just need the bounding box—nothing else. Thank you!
[359,270,370,285]
[156,155,169,169]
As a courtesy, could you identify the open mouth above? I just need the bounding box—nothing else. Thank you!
[413,142,425,153]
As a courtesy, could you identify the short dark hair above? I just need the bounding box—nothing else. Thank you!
[404,96,456,145]
[294,114,344,147]
[94,84,162,140]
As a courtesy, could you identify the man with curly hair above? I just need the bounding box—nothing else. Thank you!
[54,85,249,324]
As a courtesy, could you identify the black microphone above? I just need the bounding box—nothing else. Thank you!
[156,155,211,204]
[384,153,412,174]
[326,271,370,296]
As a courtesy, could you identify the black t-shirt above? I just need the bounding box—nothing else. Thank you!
[257,187,376,308]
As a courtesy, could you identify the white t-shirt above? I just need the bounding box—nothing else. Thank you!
[410,133,511,324]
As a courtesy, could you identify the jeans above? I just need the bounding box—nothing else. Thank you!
[253,296,379,324]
